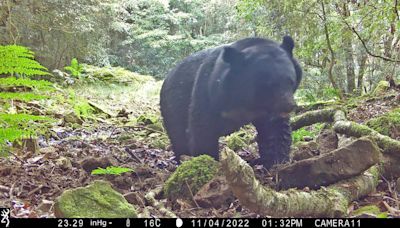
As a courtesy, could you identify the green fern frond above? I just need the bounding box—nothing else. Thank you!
[0,128,29,144]
[64,58,83,77]
[0,77,54,91]
[0,92,48,101]
[0,113,54,127]
[0,45,50,77]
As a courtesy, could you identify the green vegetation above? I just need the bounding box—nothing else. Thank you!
[225,127,254,151]
[0,77,53,91]
[0,92,48,101]
[54,180,137,218]
[164,155,219,200]
[64,58,84,78]
[292,124,324,144]
[0,114,54,155]
[366,108,400,137]
[0,45,55,153]
[91,166,134,176]
[0,45,50,77]
[352,205,388,218]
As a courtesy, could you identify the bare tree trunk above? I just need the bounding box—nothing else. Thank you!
[321,0,344,99]
[357,54,368,94]
[341,2,356,94]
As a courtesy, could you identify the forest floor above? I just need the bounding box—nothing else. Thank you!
[1,77,400,218]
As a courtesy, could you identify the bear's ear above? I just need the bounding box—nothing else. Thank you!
[280,35,295,57]
[221,47,244,66]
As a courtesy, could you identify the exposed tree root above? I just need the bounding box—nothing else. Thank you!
[220,108,400,217]
[221,148,379,217]
[291,109,336,130]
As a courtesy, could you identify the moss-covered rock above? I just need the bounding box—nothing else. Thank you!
[372,80,390,96]
[54,180,137,218]
[366,108,400,137]
[82,65,153,84]
[164,155,219,200]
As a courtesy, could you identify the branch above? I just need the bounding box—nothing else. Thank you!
[220,147,379,217]
[342,20,400,63]
[220,108,400,217]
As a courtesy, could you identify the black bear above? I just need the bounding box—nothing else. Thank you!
[160,36,302,168]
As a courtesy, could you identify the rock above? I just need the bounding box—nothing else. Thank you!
[316,129,338,154]
[194,176,235,208]
[80,157,114,173]
[124,192,145,206]
[291,141,319,161]
[56,157,73,170]
[337,135,355,148]
[302,136,314,142]
[163,155,219,200]
[112,174,133,190]
[372,80,390,96]
[278,138,381,189]
[54,180,137,218]
[63,112,83,125]
[396,178,400,193]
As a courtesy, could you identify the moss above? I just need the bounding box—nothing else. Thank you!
[54,180,137,218]
[366,108,400,137]
[164,155,219,200]
[372,81,390,96]
[352,205,381,216]
[225,127,253,151]
[82,64,154,84]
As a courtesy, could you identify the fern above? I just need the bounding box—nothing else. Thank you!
[0,92,48,101]
[0,45,50,77]
[0,77,54,91]
[0,114,54,146]
[64,58,83,78]
[0,128,28,143]
[0,113,53,126]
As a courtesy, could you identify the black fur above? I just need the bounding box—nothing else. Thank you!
[160,36,302,168]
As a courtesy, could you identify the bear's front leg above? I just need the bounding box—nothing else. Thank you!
[188,119,220,160]
[253,117,292,169]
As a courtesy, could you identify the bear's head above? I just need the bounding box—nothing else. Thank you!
[209,36,302,121]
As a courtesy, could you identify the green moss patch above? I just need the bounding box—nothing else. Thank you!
[366,108,400,137]
[164,155,219,200]
[54,180,137,218]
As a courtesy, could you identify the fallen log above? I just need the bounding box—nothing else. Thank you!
[220,108,400,217]
[277,138,380,189]
[333,119,400,157]
[220,147,379,217]
[290,109,336,131]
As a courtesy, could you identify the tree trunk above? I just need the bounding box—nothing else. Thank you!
[341,3,356,94]
[321,0,344,99]
[357,54,368,94]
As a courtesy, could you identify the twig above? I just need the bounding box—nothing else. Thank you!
[185,180,200,208]
[6,150,25,164]
[9,182,15,201]
[0,185,10,192]
[27,184,44,197]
